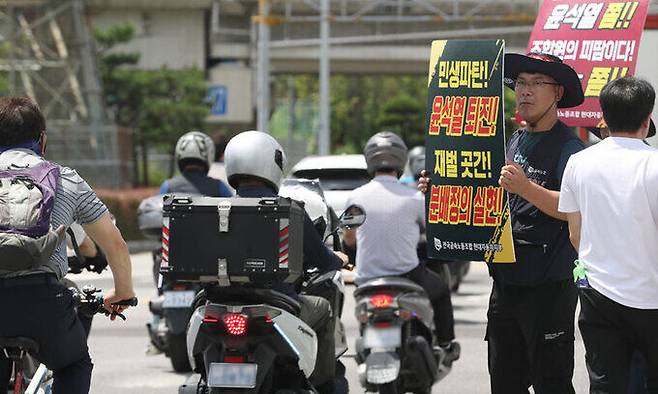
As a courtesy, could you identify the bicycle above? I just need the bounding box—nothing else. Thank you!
[0,285,137,394]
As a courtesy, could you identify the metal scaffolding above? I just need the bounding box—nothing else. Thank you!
[0,0,122,188]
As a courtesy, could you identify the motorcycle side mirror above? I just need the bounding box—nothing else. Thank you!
[338,204,366,229]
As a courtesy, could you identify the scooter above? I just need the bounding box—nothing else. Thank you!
[354,275,452,394]
[138,195,198,372]
[179,204,365,394]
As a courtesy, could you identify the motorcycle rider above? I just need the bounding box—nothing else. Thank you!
[399,145,425,187]
[343,131,460,366]
[149,131,233,355]
[223,130,349,394]
[160,131,232,197]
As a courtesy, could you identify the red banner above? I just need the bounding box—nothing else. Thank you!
[527,1,650,127]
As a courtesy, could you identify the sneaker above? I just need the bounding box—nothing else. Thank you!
[440,341,461,367]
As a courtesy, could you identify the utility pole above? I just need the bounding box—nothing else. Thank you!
[256,0,271,133]
[318,0,330,155]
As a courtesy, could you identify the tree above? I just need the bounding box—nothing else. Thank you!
[272,74,516,156]
[378,94,425,147]
[94,23,209,186]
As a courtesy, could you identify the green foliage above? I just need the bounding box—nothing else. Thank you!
[0,73,8,95]
[378,94,425,147]
[272,74,428,154]
[94,23,138,50]
[94,23,209,185]
[133,68,208,144]
[272,74,522,154]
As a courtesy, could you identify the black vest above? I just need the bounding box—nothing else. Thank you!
[167,172,225,197]
[492,121,579,285]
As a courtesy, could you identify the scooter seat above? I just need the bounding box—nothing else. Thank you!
[0,336,39,354]
[354,276,426,298]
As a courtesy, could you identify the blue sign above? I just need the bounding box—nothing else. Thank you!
[207,85,228,116]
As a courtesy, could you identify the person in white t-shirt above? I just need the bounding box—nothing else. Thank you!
[558,76,658,394]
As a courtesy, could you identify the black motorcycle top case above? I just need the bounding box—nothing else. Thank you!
[162,195,304,287]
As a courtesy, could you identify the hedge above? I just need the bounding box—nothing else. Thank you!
[96,187,159,241]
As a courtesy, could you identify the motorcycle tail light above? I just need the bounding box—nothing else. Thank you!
[369,293,394,309]
[203,314,219,324]
[223,313,248,336]
[224,355,246,363]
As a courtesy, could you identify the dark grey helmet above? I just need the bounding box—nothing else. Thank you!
[224,130,287,192]
[364,131,408,176]
[408,145,426,179]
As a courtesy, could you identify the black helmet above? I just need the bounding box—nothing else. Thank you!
[364,131,408,177]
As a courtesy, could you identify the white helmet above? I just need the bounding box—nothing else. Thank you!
[364,131,408,176]
[224,130,287,192]
[175,131,215,173]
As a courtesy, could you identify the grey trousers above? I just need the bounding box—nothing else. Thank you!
[298,294,336,388]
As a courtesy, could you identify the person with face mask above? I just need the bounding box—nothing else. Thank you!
[0,97,135,394]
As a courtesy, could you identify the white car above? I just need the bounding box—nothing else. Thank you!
[288,154,369,216]
[289,154,369,284]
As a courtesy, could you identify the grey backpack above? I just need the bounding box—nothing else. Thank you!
[0,161,63,273]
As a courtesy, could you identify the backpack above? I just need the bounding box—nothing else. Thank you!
[0,160,63,272]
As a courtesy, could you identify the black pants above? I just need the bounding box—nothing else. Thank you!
[0,280,93,394]
[486,279,577,394]
[404,263,455,343]
[630,350,649,394]
[579,287,658,394]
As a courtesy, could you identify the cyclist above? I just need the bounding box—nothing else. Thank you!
[0,96,134,394]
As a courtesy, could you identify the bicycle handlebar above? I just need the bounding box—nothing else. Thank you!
[110,297,139,307]
[69,285,138,321]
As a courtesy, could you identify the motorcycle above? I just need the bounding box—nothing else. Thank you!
[138,195,198,372]
[354,274,453,393]
[179,202,366,394]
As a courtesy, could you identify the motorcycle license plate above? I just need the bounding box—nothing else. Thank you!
[208,363,257,388]
[364,326,401,348]
[163,290,195,308]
